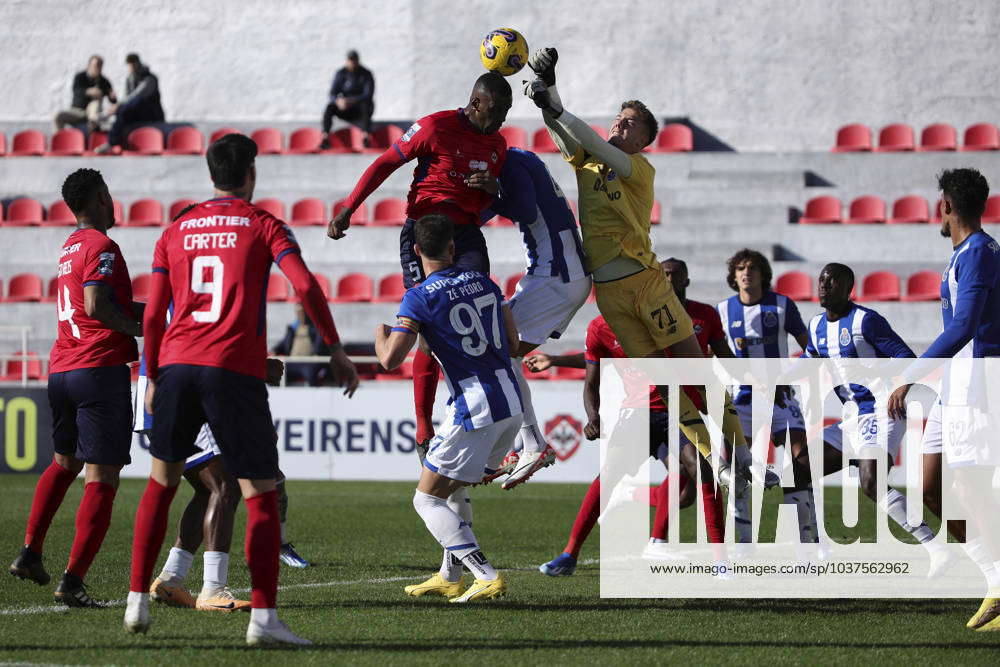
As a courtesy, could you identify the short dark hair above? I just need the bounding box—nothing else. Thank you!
[346,49,359,61]
[621,100,658,147]
[206,133,257,190]
[938,168,990,221]
[89,55,103,67]
[61,168,105,213]
[822,262,855,293]
[125,53,141,66]
[726,248,772,292]
[414,214,454,259]
[661,257,688,274]
[474,71,512,101]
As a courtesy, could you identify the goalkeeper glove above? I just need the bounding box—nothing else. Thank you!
[528,47,558,86]
[525,78,563,118]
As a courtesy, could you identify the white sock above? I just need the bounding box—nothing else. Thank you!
[734,491,753,543]
[785,488,818,543]
[511,362,543,454]
[280,522,287,544]
[962,538,1000,587]
[879,488,935,544]
[413,490,497,580]
[160,547,193,582]
[440,488,473,582]
[202,551,229,593]
[127,590,149,606]
[250,607,277,625]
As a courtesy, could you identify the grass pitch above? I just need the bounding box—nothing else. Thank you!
[1,475,998,665]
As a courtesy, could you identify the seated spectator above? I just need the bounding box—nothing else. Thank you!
[320,49,375,148]
[271,303,331,386]
[94,53,165,154]
[54,55,116,132]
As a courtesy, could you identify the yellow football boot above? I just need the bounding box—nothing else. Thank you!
[448,573,506,603]
[404,573,465,598]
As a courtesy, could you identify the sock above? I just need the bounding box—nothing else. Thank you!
[785,488,819,543]
[564,478,601,558]
[413,490,496,580]
[129,478,179,592]
[280,523,287,544]
[202,551,229,592]
[24,461,78,554]
[276,478,289,539]
[250,607,278,626]
[412,349,440,444]
[879,488,935,544]
[511,362,544,454]
[66,481,117,579]
[734,486,753,543]
[440,488,473,581]
[160,547,194,582]
[650,476,690,540]
[244,491,281,609]
[961,538,1000,588]
[701,482,725,544]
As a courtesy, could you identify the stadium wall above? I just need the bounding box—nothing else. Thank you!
[3,0,998,151]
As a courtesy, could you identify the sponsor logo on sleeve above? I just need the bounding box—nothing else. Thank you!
[97,252,115,276]
[401,122,421,143]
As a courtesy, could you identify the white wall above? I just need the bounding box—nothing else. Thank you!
[4,0,999,150]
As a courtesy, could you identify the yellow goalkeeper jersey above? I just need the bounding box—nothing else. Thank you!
[567,148,658,272]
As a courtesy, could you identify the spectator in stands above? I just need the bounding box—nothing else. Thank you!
[94,53,165,154]
[271,303,331,385]
[320,50,375,149]
[54,55,116,132]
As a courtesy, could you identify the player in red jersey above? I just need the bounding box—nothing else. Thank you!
[124,134,358,646]
[532,259,734,574]
[328,71,512,453]
[8,169,142,607]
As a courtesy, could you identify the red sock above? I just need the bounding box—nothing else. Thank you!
[66,482,117,579]
[245,490,281,609]
[412,349,440,444]
[564,478,601,559]
[651,475,689,540]
[24,460,78,554]
[129,478,178,592]
[701,482,725,544]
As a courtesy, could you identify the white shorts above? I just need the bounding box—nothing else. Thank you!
[508,273,592,345]
[921,400,995,467]
[134,374,220,470]
[735,396,805,441]
[424,409,523,483]
[824,412,904,460]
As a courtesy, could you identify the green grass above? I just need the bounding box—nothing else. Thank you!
[0,475,997,665]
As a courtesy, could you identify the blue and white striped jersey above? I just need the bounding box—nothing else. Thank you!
[805,303,914,414]
[394,268,522,431]
[489,148,588,283]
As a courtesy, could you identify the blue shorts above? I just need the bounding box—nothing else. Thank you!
[49,365,133,466]
[151,364,278,480]
[399,218,489,288]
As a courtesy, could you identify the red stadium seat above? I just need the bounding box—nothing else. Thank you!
[0,133,6,156]
[859,271,900,302]
[253,198,286,220]
[125,127,164,155]
[48,128,85,156]
[775,271,814,302]
[43,200,75,227]
[324,127,363,153]
[832,124,872,152]
[590,125,609,140]
[372,198,407,226]
[10,130,46,156]
[983,196,1000,224]
[43,276,58,303]
[113,199,124,225]
[126,198,164,227]
[168,198,198,222]
[266,274,291,302]
[333,273,373,303]
[86,130,118,155]
[131,273,151,302]
[7,273,44,302]
[962,123,1000,151]
[333,200,368,226]
[888,195,929,224]
[875,124,915,152]
[903,270,941,302]
[505,273,524,299]
[374,274,406,303]
[499,125,527,149]
[312,272,332,301]
[165,126,205,155]
[251,127,284,155]
[287,127,323,154]
[364,125,403,153]
[919,123,957,151]
[209,127,242,144]
[5,198,44,226]
[532,128,558,153]
[2,352,44,381]
[290,198,326,226]
[655,124,693,152]
[844,195,886,225]
[650,199,662,225]
[798,196,841,224]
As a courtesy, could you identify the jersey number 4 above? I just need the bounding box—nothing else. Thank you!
[57,285,80,338]
[449,294,501,357]
[191,255,223,323]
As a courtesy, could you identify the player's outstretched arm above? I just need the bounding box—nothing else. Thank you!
[84,283,142,337]
[525,352,586,371]
[328,147,407,240]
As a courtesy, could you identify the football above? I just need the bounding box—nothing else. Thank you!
[479,27,529,76]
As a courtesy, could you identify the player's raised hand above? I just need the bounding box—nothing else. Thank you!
[528,47,558,86]
[327,208,352,240]
[328,344,360,397]
[524,352,553,372]
[464,170,498,196]
[525,79,563,117]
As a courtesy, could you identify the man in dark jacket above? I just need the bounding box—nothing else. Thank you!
[95,53,165,154]
[271,304,331,385]
[320,50,375,148]
[54,55,116,132]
